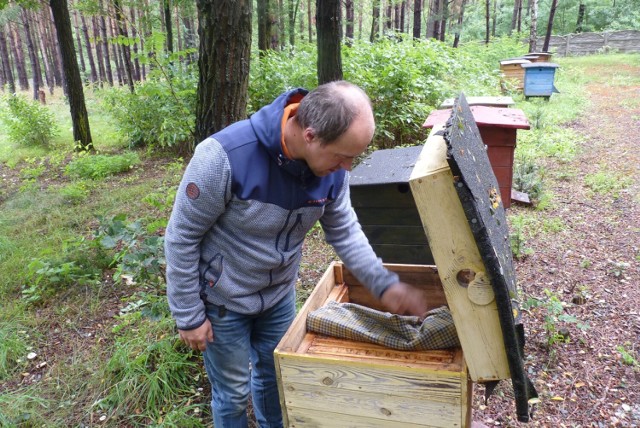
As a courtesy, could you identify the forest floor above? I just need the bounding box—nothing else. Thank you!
[299,60,640,427]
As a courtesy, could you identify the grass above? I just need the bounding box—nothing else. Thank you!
[1,52,637,426]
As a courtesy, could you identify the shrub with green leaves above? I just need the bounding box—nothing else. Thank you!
[93,214,165,284]
[103,61,197,151]
[65,152,140,180]
[0,93,59,147]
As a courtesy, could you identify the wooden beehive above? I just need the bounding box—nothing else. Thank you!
[276,94,536,426]
[499,58,531,89]
[275,262,471,428]
[350,145,434,265]
[423,106,530,208]
[522,62,560,99]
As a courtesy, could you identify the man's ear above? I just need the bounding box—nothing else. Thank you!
[303,128,316,145]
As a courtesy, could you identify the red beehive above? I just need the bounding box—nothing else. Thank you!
[423,106,530,208]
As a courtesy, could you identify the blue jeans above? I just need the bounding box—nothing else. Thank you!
[203,289,296,428]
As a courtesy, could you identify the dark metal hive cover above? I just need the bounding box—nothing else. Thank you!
[444,93,537,422]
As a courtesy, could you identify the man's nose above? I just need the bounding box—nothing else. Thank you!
[340,159,354,171]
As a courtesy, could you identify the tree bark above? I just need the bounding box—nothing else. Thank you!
[9,23,29,91]
[164,0,173,52]
[345,0,354,43]
[439,0,448,41]
[370,0,380,42]
[129,7,142,80]
[308,0,313,42]
[484,0,490,44]
[79,14,98,83]
[46,8,65,89]
[195,0,252,144]
[108,16,123,86]
[72,9,86,79]
[385,3,392,32]
[316,0,342,85]
[0,29,16,93]
[510,0,520,35]
[542,0,557,52]
[22,8,43,100]
[113,0,135,92]
[400,1,406,33]
[49,0,93,150]
[35,12,55,94]
[576,3,585,33]
[99,1,114,86]
[92,16,106,85]
[257,0,273,54]
[528,0,538,52]
[413,0,422,39]
[453,0,466,48]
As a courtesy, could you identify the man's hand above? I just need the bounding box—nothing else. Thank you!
[178,319,214,352]
[380,282,429,317]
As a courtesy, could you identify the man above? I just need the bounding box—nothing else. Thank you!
[165,81,428,427]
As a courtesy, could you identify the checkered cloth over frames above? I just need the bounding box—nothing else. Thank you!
[306,301,460,351]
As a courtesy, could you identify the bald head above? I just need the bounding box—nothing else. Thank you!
[296,81,374,145]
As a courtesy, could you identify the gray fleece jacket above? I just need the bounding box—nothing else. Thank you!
[164,89,399,331]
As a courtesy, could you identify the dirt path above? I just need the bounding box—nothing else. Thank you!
[472,62,640,426]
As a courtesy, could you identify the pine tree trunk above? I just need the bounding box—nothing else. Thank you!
[576,3,585,33]
[195,0,252,144]
[49,0,93,150]
[453,0,466,48]
[0,30,16,93]
[345,0,354,43]
[316,0,342,85]
[176,6,182,52]
[9,24,29,91]
[72,9,86,79]
[485,0,490,44]
[370,0,380,42]
[79,15,98,83]
[510,0,520,35]
[129,7,141,80]
[278,0,285,50]
[92,16,106,86]
[45,8,65,89]
[492,0,497,37]
[108,16,123,86]
[307,0,313,42]
[413,0,422,39]
[528,0,538,52]
[542,0,557,52]
[35,11,55,94]
[439,0,447,41]
[99,2,114,86]
[114,0,135,92]
[400,1,406,32]
[22,8,42,99]
[164,0,173,53]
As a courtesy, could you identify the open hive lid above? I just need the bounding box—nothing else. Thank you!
[407,93,537,422]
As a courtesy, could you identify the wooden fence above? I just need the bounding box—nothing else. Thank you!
[537,30,640,56]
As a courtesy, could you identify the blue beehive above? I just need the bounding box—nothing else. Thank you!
[522,62,560,99]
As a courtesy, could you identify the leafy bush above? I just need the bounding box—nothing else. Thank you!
[65,152,140,180]
[103,61,197,151]
[22,239,103,304]
[0,93,59,147]
[93,214,165,284]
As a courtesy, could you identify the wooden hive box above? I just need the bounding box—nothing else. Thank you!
[349,145,434,265]
[522,62,560,99]
[499,59,531,89]
[275,94,536,427]
[275,262,471,428]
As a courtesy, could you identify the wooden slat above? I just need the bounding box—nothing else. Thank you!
[281,381,465,427]
[278,353,465,399]
[408,125,511,382]
[285,407,436,428]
